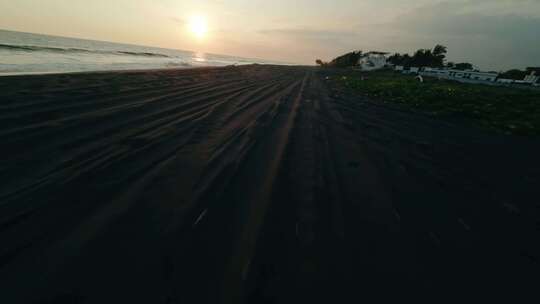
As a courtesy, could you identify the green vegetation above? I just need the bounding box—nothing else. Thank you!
[387,44,448,68]
[337,71,540,135]
[316,51,363,68]
[387,45,474,70]
[499,68,540,80]
[319,44,476,70]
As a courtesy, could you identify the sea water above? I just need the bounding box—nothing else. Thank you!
[0,29,283,76]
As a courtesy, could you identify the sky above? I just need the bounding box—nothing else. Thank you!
[1,0,539,71]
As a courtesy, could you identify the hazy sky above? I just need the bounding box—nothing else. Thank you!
[1,0,539,70]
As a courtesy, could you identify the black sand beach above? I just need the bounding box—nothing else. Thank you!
[1,65,539,303]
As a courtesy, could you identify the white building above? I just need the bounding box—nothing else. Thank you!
[524,71,540,84]
[420,68,498,82]
[497,71,540,86]
[401,67,420,74]
[357,51,389,71]
[449,70,498,81]
[497,78,515,84]
[421,67,449,77]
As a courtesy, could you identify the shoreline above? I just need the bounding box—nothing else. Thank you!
[1,28,297,78]
[0,64,245,78]
[0,63,304,78]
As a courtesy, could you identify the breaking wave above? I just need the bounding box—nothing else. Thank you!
[0,43,172,58]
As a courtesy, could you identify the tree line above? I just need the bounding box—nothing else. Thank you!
[316,51,363,68]
[316,45,538,77]
[317,44,475,71]
[387,45,473,70]
[499,67,540,80]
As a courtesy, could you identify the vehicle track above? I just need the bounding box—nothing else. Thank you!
[0,65,538,303]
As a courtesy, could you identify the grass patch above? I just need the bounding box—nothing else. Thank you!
[335,70,540,135]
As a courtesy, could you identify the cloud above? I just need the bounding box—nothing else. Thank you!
[256,27,398,64]
[258,28,358,39]
[251,1,540,69]
[393,3,540,41]
[377,0,540,70]
[170,17,185,25]
[257,28,368,53]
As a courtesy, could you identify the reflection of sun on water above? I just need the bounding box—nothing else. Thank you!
[193,51,206,62]
[188,15,208,39]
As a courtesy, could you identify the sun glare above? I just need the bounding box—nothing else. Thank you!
[188,15,208,39]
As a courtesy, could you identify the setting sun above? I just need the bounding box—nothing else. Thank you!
[188,15,208,39]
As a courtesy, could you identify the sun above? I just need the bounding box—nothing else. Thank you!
[188,15,208,39]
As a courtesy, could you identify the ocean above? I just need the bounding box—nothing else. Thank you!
[0,29,284,76]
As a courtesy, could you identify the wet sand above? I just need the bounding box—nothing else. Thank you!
[0,65,539,303]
